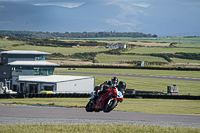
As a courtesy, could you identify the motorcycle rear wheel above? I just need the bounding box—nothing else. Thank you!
[103,99,117,113]
[86,101,94,112]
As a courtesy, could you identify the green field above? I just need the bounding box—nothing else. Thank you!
[1,124,199,133]
[75,37,200,44]
[96,54,200,64]
[55,68,200,95]
[171,58,200,63]
[1,38,200,68]
[176,43,200,48]
[122,47,200,54]
[4,45,109,55]
[55,68,200,80]
[0,39,25,47]
[133,37,200,44]
[96,54,167,63]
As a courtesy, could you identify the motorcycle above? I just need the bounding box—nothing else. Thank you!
[85,87,123,113]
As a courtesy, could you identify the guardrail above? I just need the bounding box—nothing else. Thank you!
[0,93,200,100]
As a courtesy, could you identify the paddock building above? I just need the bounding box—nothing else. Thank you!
[0,50,94,94]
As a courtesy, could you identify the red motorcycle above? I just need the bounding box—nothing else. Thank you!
[86,87,123,113]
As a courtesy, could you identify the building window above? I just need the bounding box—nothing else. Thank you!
[34,67,54,75]
[44,86,53,91]
[34,67,40,75]
[35,55,46,60]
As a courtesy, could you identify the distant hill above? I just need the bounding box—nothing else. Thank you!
[0,30,157,39]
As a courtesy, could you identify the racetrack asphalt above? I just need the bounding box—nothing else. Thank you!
[55,71,200,82]
[0,105,200,127]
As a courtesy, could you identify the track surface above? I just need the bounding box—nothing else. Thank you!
[0,105,200,127]
[56,71,200,82]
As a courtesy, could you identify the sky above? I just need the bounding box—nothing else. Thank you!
[0,0,200,37]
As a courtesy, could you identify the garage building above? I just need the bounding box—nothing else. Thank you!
[17,75,95,94]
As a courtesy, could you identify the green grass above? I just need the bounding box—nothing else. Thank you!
[171,58,200,63]
[122,47,200,54]
[0,98,87,107]
[131,37,200,44]
[55,68,200,79]
[0,39,25,47]
[95,75,200,95]
[71,37,132,42]
[117,99,200,114]
[96,54,167,63]
[57,73,200,95]
[1,98,200,114]
[4,45,110,55]
[55,68,200,95]
[1,124,199,133]
[75,37,200,44]
[176,43,200,48]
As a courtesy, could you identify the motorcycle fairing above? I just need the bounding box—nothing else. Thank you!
[93,88,118,110]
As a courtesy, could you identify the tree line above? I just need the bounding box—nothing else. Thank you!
[6,36,107,47]
[0,30,157,39]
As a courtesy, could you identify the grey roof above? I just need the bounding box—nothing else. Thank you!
[7,61,59,66]
[0,50,51,55]
[17,75,94,83]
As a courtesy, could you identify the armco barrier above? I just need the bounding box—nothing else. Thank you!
[0,93,200,100]
[124,94,200,100]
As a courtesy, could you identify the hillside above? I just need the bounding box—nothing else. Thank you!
[0,36,200,69]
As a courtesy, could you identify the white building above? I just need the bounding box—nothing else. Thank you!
[106,43,127,49]
[17,75,95,94]
[0,50,95,94]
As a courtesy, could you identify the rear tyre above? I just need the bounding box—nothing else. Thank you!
[86,101,94,112]
[103,99,117,113]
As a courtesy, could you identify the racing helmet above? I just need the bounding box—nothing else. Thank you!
[118,81,126,95]
[118,81,126,90]
[111,77,118,87]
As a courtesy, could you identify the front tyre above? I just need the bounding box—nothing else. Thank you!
[86,101,94,112]
[103,99,117,113]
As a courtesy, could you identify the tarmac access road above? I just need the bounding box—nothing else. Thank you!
[0,105,200,127]
[55,71,200,82]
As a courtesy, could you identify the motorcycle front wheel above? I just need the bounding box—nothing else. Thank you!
[103,98,117,113]
[85,101,94,112]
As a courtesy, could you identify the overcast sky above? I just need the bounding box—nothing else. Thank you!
[0,0,200,36]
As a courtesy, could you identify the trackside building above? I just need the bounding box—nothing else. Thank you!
[0,50,95,94]
[17,75,94,94]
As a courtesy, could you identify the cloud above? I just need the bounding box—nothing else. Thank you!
[0,21,13,24]
[105,1,147,31]
[32,2,85,8]
[132,3,151,8]
[179,1,200,6]
[0,0,25,1]
[0,5,4,9]
[106,19,136,27]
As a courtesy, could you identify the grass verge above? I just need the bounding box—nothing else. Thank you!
[1,98,200,114]
[0,124,200,133]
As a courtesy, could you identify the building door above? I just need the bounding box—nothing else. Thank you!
[13,85,17,91]
[29,84,38,94]
[20,83,24,93]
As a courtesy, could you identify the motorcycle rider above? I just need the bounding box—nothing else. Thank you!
[91,77,126,103]
[117,81,126,96]
[116,81,126,102]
